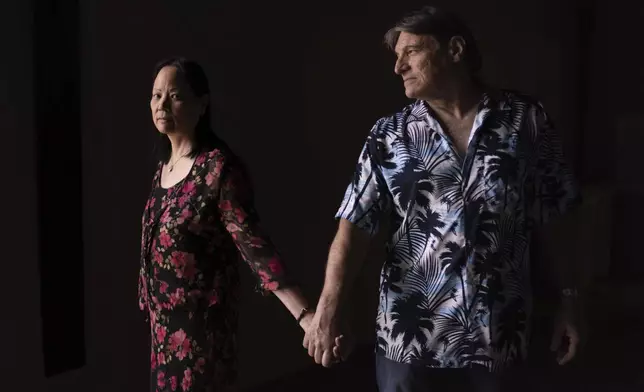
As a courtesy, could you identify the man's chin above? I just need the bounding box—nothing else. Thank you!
[403,87,420,99]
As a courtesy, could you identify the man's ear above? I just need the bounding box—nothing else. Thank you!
[447,36,466,64]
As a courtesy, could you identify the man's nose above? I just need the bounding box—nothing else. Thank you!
[394,58,409,75]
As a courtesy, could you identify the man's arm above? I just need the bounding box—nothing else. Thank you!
[318,219,371,326]
[530,102,584,365]
[535,200,586,365]
[305,218,371,367]
[536,206,583,290]
[306,122,390,367]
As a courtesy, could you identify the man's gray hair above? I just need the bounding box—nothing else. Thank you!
[384,6,482,73]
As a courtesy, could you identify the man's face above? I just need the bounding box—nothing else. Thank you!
[393,32,452,100]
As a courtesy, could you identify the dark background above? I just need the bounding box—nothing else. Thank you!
[2,0,643,391]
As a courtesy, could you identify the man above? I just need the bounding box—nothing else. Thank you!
[303,5,583,392]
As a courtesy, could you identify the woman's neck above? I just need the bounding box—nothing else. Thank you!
[167,133,194,160]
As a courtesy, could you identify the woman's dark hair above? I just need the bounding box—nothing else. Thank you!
[384,6,482,73]
[152,57,223,163]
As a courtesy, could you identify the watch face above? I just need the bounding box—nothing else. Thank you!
[562,288,578,297]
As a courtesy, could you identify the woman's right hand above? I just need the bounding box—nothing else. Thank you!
[332,333,354,362]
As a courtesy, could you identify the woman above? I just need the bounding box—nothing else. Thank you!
[138,58,323,391]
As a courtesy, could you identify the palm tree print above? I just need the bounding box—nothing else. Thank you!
[335,91,581,371]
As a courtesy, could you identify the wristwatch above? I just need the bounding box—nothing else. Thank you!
[561,288,579,298]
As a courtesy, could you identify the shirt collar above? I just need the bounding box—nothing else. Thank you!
[408,88,509,123]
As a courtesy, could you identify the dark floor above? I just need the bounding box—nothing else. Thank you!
[248,282,644,392]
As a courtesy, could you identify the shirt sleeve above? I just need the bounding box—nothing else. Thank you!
[335,123,391,236]
[214,155,289,295]
[530,104,582,226]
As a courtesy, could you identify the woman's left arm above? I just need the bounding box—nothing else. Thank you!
[215,158,313,329]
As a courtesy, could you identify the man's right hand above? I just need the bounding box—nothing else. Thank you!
[303,310,348,368]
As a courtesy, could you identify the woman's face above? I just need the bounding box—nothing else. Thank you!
[150,66,207,135]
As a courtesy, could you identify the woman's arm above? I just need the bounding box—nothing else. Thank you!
[273,286,314,330]
[214,155,313,329]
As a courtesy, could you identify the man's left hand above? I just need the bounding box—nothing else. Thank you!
[550,301,582,365]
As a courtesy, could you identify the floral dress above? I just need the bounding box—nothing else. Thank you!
[138,147,288,392]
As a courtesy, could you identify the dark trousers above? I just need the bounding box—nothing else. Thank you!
[375,355,505,392]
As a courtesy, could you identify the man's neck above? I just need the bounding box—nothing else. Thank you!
[424,78,483,120]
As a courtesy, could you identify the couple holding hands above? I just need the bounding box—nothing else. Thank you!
[139,5,583,392]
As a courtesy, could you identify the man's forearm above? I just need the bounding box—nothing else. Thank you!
[536,207,585,297]
[317,219,371,318]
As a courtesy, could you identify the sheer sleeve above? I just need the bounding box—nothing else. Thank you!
[212,155,289,295]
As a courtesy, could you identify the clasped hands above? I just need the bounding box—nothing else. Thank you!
[299,311,351,368]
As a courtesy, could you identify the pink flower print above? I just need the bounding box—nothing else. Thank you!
[182,368,193,391]
[155,324,167,344]
[161,207,173,221]
[157,371,166,389]
[171,251,197,280]
[226,223,241,233]
[205,171,216,186]
[177,207,193,224]
[267,257,283,275]
[171,251,186,269]
[177,337,191,360]
[178,194,190,208]
[234,207,247,223]
[181,180,196,195]
[257,269,279,290]
[219,200,232,212]
[151,350,157,370]
[264,281,279,291]
[257,269,270,282]
[157,352,166,366]
[168,329,191,360]
[168,329,184,350]
[159,231,173,248]
[153,249,164,266]
[169,288,185,307]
